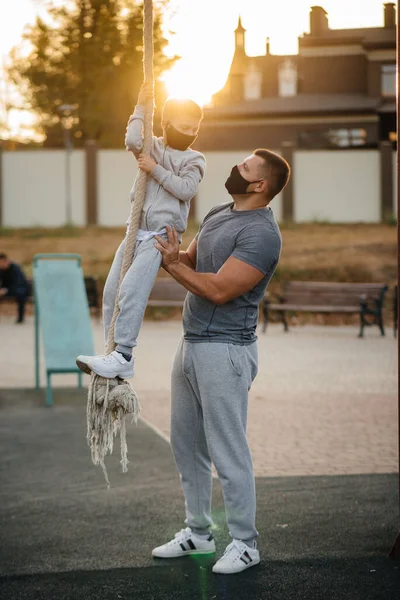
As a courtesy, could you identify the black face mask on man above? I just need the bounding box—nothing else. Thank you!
[166,124,198,151]
[225,165,263,195]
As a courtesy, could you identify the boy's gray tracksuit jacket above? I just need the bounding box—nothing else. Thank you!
[124,104,206,233]
[102,106,205,353]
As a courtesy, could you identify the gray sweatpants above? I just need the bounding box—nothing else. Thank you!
[171,338,259,542]
[103,235,162,353]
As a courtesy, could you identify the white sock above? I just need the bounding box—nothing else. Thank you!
[192,531,211,540]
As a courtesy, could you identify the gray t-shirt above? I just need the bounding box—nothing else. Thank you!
[183,202,282,345]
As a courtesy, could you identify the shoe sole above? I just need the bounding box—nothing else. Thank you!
[76,359,92,375]
[153,549,216,558]
[212,556,260,574]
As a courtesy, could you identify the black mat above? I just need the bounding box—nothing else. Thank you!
[0,388,399,600]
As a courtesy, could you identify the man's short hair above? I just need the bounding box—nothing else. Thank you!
[0,253,8,260]
[162,98,203,124]
[254,149,291,200]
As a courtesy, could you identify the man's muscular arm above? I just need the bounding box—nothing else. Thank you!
[155,227,264,304]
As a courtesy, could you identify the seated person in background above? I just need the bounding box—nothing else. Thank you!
[0,253,30,324]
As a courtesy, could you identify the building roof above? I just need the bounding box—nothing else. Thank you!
[300,26,396,48]
[235,16,246,32]
[206,94,380,119]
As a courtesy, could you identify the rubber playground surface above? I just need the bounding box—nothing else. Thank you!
[0,387,399,600]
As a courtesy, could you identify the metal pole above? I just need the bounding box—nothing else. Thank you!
[59,104,76,226]
[64,127,72,225]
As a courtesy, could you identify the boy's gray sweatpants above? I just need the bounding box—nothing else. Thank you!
[171,338,259,542]
[103,235,161,352]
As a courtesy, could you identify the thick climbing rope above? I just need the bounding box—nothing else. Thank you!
[87,0,154,485]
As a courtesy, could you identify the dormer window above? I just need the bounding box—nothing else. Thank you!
[245,64,262,100]
[381,64,396,97]
[278,59,298,97]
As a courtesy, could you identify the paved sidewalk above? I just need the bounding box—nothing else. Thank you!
[0,388,399,600]
[1,317,397,477]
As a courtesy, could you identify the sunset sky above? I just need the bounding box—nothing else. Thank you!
[0,0,393,136]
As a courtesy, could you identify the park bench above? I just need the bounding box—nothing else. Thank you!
[0,275,100,318]
[262,281,389,338]
[148,277,187,307]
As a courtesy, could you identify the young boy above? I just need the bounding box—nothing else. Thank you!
[77,83,205,379]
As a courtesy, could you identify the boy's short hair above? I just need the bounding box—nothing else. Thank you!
[0,253,8,260]
[254,148,291,200]
[162,98,203,124]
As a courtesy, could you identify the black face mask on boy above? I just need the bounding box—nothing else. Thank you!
[224,165,263,195]
[166,124,198,151]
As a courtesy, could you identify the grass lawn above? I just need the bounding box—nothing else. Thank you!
[1,221,397,324]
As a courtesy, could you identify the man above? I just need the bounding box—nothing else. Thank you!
[152,149,290,574]
[0,253,30,323]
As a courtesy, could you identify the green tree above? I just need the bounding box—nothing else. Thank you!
[7,0,177,147]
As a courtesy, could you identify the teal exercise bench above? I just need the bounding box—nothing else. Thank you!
[33,254,95,405]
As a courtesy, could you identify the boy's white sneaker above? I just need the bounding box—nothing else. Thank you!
[212,539,260,574]
[76,354,105,375]
[152,527,216,558]
[76,351,134,379]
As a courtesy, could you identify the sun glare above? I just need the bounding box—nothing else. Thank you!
[160,0,385,106]
[0,0,389,135]
[162,64,214,107]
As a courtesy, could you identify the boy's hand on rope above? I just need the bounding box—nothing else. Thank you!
[138,81,154,105]
[155,226,180,269]
[138,153,156,173]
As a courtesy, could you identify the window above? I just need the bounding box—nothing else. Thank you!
[326,128,367,148]
[298,129,367,149]
[278,59,297,98]
[381,64,396,97]
[244,64,262,100]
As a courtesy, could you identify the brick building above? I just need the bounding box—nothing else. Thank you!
[193,2,397,222]
[198,2,396,152]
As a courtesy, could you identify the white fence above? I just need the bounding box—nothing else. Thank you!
[98,150,138,227]
[2,150,86,227]
[293,150,381,223]
[1,148,396,227]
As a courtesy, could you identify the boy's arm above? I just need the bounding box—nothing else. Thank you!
[125,82,153,158]
[151,154,206,203]
[125,106,145,158]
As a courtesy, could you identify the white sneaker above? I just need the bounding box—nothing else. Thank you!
[212,539,260,574]
[76,351,134,379]
[152,527,216,558]
[76,353,105,375]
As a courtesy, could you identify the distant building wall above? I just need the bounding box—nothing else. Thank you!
[2,150,85,227]
[294,150,381,222]
[299,54,369,95]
